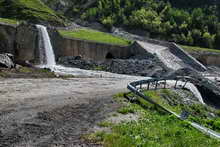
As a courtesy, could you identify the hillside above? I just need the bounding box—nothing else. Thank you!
[0,0,220,50]
[0,0,66,26]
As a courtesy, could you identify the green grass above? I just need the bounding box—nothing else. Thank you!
[0,18,19,25]
[143,89,220,133]
[58,29,132,46]
[181,45,220,53]
[85,93,220,146]
[0,0,65,25]
[17,0,64,23]
[117,105,136,114]
[98,121,114,128]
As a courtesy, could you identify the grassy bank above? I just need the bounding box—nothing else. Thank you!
[0,18,19,25]
[0,0,65,26]
[85,92,220,146]
[0,67,56,78]
[143,90,220,133]
[59,29,132,46]
[181,45,220,53]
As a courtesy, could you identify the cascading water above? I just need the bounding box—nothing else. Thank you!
[35,24,130,78]
[36,25,56,67]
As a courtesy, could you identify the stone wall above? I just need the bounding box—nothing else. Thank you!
[0,22,17,54]
[189,52,220,67]
[48,28,133,61]
[57,37,131,61]
[0,23,136,63]
[15,24,39,63]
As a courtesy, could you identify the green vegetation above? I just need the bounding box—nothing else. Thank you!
[0,67,56,78]
[143,89,220,132]
[117,105,136,114]
[0,0,65,26]
[80,0,220,49]
[98,121,114,128]
[91,65,106,71]
[85,92,220,146]
[181,45,220,53]
[0,18,19,24]
[58,29,132,46]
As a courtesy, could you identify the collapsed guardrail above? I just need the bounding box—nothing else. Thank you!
[127,77,220,139]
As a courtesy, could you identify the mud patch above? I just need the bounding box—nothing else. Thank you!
[0,96,121,147]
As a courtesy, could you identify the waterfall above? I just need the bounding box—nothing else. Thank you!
[35,24,116,77]
[36,25,56,67]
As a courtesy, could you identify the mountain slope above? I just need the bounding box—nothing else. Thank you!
[0,0,66,26]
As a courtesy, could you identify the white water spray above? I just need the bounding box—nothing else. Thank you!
[36,25,56,67]
[35,24,134,78]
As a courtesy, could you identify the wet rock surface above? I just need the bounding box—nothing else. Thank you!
[58,56,169,78]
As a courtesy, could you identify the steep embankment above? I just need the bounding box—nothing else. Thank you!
[133,41,207,72]
[0,0,66,26]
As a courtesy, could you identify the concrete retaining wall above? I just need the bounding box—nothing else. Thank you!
[56,36,131,61]
[189,52,220,67]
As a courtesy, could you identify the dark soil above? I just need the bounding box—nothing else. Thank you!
[0,97,120,147]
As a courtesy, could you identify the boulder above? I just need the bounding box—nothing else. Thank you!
[0,53,14,68]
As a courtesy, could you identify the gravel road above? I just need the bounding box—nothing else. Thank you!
[0,76,141,147]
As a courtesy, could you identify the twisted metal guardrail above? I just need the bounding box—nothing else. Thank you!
[127,77,220,139]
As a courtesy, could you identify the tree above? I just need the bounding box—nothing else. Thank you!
[214,32,220,49]
[192,8,204,29]
[192,29,202,46]
[202,32,214,48]
[129,8,161,33]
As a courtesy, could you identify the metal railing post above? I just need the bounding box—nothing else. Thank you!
[147,82,150,90]
[175,80,178,89]
[155,81,158,90]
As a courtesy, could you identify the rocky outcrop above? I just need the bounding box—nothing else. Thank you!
[0,53,14,68]
[15,24,39,63]
[0,22,17,54]
[0,23,40,64]
[42,0,74,14]
[58,55,168,77]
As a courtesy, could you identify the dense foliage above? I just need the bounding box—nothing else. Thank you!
[0,0,219,49]
[81,0,220,49]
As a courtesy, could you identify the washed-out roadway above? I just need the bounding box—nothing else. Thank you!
[0,76,141,147]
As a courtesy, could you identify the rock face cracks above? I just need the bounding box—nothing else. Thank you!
[0,23,39,64]
[0,23,17,55]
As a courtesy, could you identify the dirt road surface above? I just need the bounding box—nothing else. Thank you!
[0,76,141,147]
